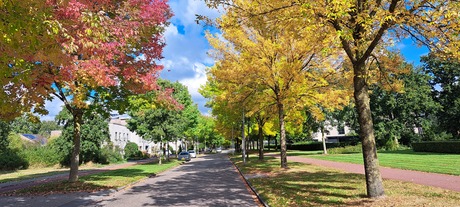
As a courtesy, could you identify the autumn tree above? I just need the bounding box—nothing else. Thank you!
[205,0,460,198]
[206,2,349,168]
[200,83,241,150]
[0,0,65,120]
[1,0,171,181]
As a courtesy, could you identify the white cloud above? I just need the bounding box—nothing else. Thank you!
[160,0,221,114]
[170,0,222,26]
[40,96,64,121]
[179,62,207,98]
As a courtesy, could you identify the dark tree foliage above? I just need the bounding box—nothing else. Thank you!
[124,142,141,159]
[52,108,110,166]
[10,115,40,134]
[369,66,440,147]
[421,55,460,139]
[38,121,61,138]
[0,120,11,150]
[127,79,199,150]
[128,107,182,143]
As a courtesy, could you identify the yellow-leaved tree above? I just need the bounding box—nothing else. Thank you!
[204,0,460,198]
[205,1,350,168]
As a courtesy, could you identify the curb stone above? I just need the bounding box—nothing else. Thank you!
[229,157,270,207]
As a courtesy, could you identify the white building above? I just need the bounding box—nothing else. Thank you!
[311,121,354,143]
[108,114,183,155]
[109,115,159,154]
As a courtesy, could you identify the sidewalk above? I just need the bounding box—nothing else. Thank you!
[0,158,157,194]
[273,155,460,192]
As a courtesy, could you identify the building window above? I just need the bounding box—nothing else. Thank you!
[115,132,118,141]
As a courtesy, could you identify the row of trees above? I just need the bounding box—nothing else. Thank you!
[1,78,227,170]
[200,0,460,198]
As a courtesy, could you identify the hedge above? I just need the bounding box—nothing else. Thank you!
[287,142,357,151]
[412,141,460,154]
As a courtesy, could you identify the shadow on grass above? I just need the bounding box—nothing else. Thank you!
[230,156,281,174]
[81,168,149,182]
[253,169,367,206]
[0,170,68,184]
[3,161,177,196]
[236,157,368,206]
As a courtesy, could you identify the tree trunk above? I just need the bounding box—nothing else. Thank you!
[267,136,270,151]
[159,141,163,165]
[69,109,83,182]
[275,138,277,151]
[354,64,385,198]
[175,140,178,158]
[278,102,288,168]
[165,142,170,162]
[246,118,250,159]
[242,109,246,163]
[258,124,264,160]
[321,125,327,155]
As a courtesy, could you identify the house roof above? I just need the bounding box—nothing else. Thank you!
[21,134,47,145]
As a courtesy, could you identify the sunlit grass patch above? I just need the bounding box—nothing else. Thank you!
[2,160,180,196]
[294,149,460,175]
[0,167,69,184]
[0,162,124,184]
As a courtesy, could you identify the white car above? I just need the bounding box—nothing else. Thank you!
[216,147,222,153]
[188,150,197,158]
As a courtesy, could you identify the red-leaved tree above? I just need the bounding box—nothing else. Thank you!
[42,0,172,182]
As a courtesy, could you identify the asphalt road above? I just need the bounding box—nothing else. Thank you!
[93,152,258,207]
[0,152,258,207]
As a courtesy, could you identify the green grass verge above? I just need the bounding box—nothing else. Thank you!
[0,161,125,184]
[232,155,460,207]
[290,149,460,175]
[3,160,181,196]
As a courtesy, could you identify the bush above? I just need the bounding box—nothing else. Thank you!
[124,142,141,159]
[0,149,29,171]
[21,145,61,167]
[328,144,362,154]
[287,142,356,151]
[99,145,124,164]
[412,141,460,154]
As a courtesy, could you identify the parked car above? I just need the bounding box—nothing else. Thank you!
[216,147,222,153]
[178,151,191,161]
[188,150,197,158]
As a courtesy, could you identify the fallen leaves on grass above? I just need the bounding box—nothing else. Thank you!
[1,181,110,196]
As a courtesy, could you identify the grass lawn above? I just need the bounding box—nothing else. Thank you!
[0,162,120,184]
[2,160,181,196]
[288,149,460,175]
[232,155,460,207]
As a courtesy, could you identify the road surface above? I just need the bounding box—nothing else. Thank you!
[0,153,259,207]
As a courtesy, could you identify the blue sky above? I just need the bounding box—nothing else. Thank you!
[41,0,429,120]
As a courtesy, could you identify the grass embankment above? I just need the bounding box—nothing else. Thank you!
[232,156,460,207]
[288,149,460,175]
[2,160,181,196]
